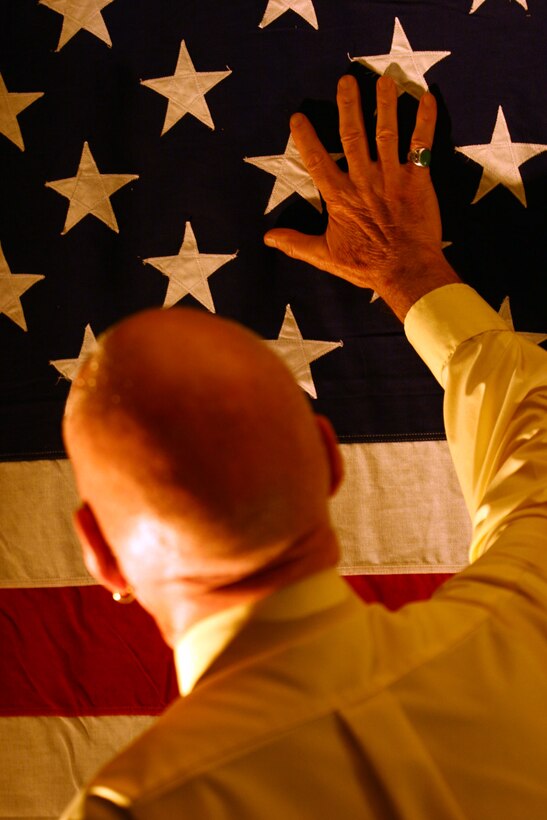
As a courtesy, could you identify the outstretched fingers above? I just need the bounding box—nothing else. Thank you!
[410,91,437,152]
[407,92,437,183]
[264,229,329,269]
[337,75,370,181]
[289,113,345,202]
[375,75,399,170]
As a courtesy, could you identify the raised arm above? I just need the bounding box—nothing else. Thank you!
[266,75,547,567]
[406,287,547,564]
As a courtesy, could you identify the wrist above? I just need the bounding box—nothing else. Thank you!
[377,250,462,323]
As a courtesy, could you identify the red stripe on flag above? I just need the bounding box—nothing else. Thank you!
[0,586,177,717]
[1,575,453,717]
[344,573,453,610]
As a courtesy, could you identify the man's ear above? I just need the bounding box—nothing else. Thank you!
[73,503,128,594]
[314,414,344,497]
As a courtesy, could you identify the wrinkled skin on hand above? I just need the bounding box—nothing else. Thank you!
[265,75,459,319]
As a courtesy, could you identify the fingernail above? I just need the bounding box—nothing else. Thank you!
[291,113,305,128]
[264,235,277,247]
[339,75,353,91]
[422,92,434,108]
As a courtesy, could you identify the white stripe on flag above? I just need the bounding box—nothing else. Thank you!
[333,440,471,574]
[0,441,471,587]
[0,715,156,818]
[0,458,90,588]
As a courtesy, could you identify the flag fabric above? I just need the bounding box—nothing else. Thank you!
[1,1,546,816]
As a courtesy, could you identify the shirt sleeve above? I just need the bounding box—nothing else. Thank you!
[404,283,547,564]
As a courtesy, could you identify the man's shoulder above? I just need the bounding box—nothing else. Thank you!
[86,595,373,803]
[82,580,516,811]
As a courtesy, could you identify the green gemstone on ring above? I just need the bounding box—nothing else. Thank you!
[410,147,432,167]
[418,148,431,167]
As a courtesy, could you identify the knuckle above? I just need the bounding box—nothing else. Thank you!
[376,128,398,143]
[337,89,353,105]
[341,129,364,148]
[306,151,325,173]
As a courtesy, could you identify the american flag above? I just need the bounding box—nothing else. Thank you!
[1,1,546,815]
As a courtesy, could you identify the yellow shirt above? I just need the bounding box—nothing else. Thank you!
[62,284,547,819]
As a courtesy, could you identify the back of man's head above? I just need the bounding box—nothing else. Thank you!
[64,307,341,638]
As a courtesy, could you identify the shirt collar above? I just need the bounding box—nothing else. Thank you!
[174,567,350,696]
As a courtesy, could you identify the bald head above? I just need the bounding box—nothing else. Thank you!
[64,307,341,630]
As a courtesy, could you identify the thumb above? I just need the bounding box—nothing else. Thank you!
[264,228,327,267]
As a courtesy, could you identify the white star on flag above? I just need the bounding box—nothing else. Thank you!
[499,296,547,346]
[0,74,44,151]
[45,142,139,234]
[470,0,527,12]
[259,0,319,29]
[39,0,115,52]
[455,106,547,207]
[245,134,343,214]
[0,243,45,331]
[51,324,98,381]
[144,222,237,312]
[350,17,451,99]
[141,40,231,134]
[265,305,343,399]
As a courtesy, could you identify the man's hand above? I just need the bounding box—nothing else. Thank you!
[264,75,460,321]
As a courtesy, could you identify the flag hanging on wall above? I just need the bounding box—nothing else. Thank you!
[1,1,546,816]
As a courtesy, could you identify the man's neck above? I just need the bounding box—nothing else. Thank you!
[163,521,341,645]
